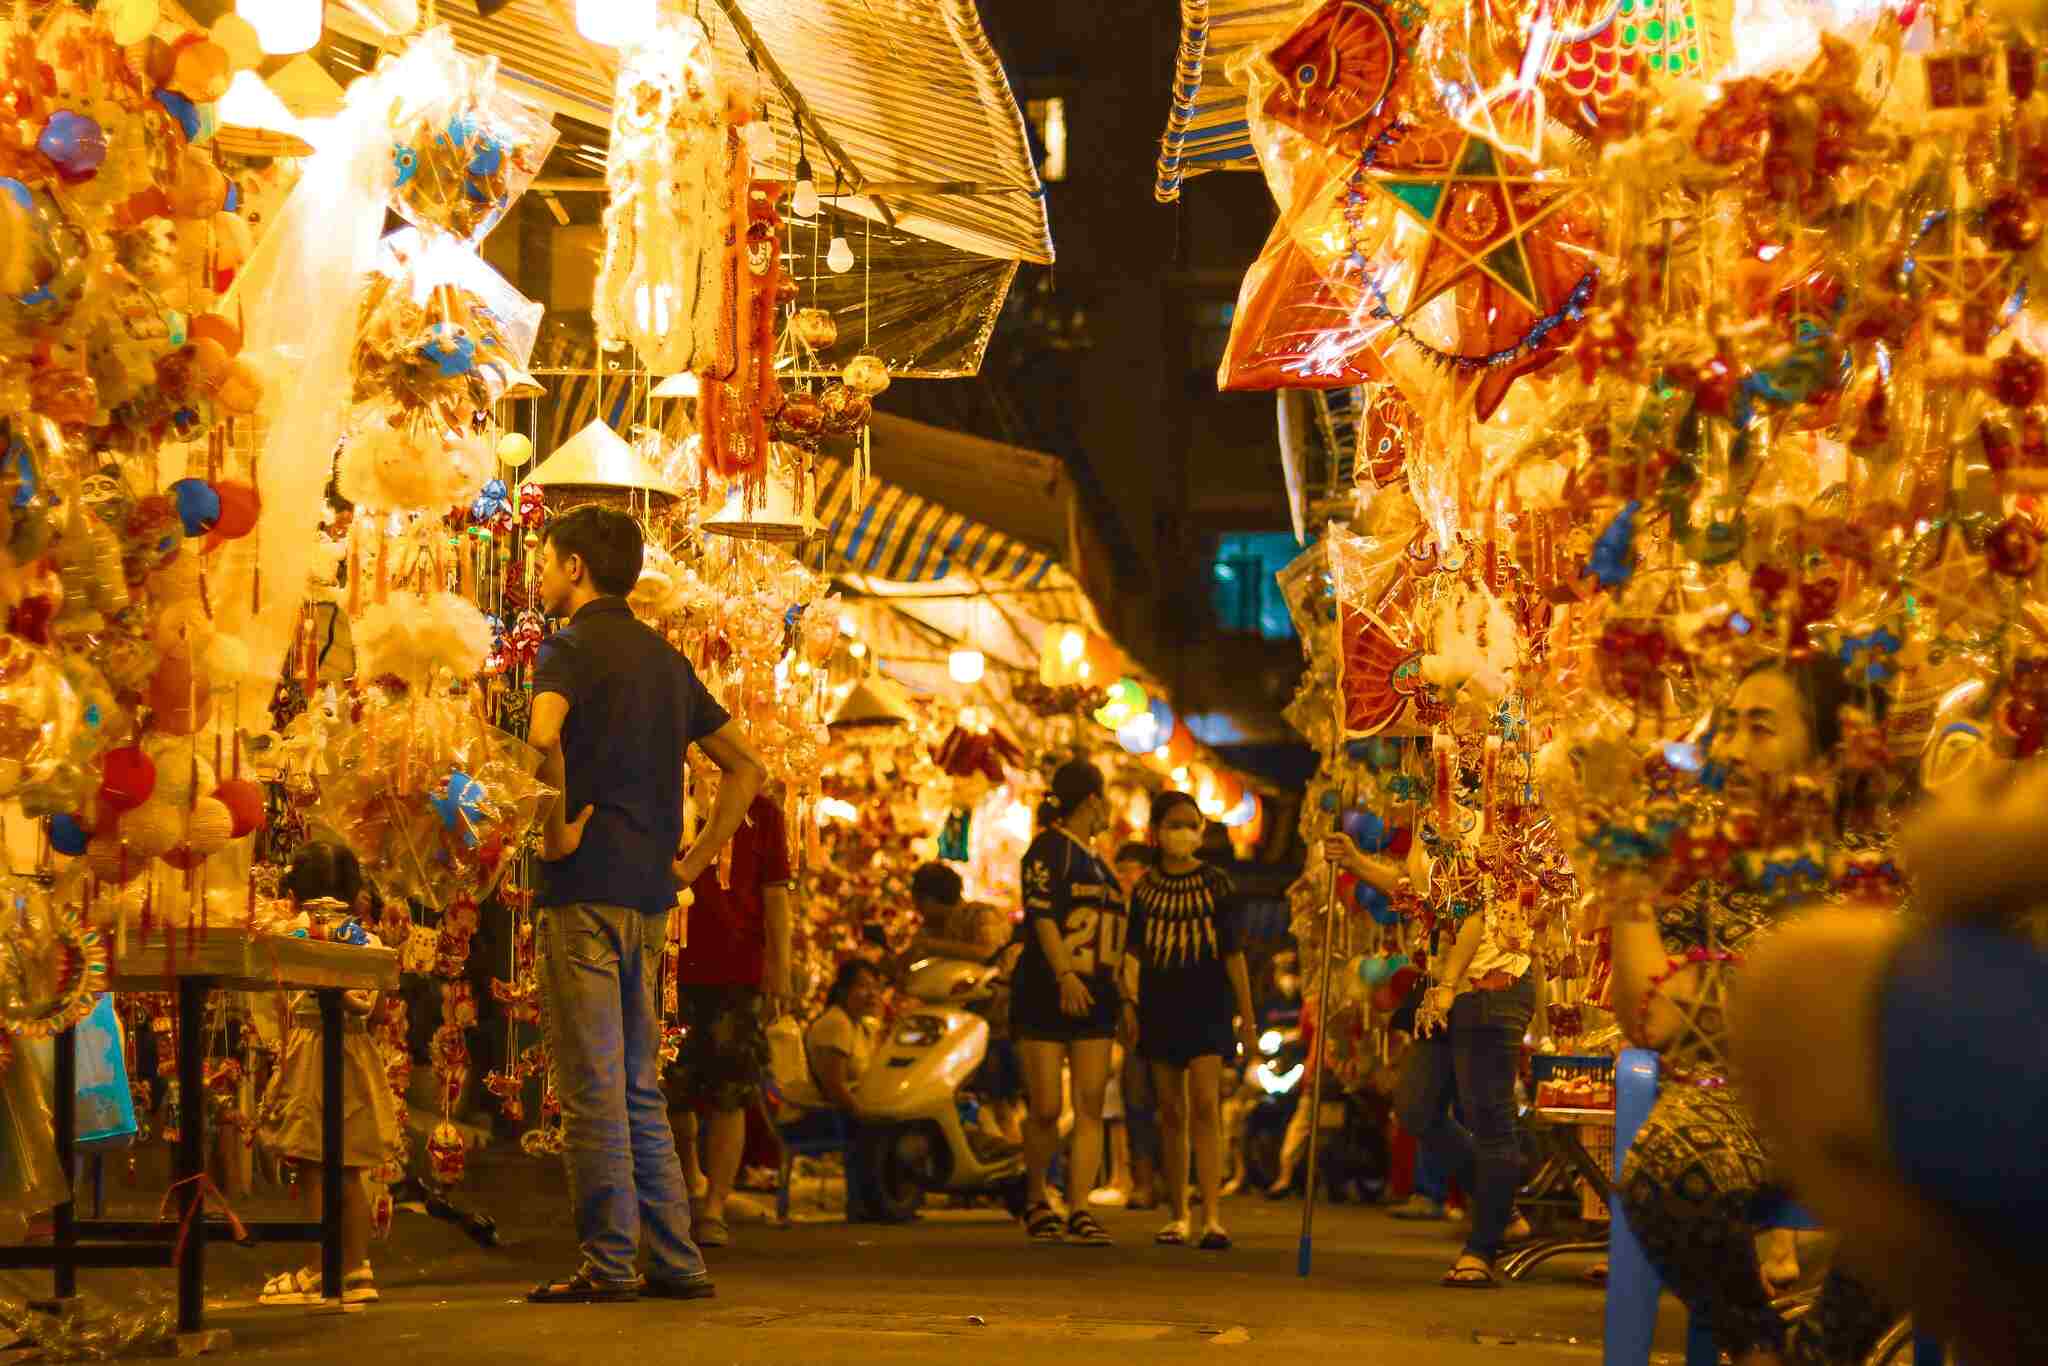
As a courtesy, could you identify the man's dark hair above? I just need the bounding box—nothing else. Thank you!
[543,504,644,598]
[283,840,364,907]
[910,862,963,908]
[1114,842,1155,869]
[826,957,878,1009]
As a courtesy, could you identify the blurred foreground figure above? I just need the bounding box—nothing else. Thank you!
[1731,766,2048,1366]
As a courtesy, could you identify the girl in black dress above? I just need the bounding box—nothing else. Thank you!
[1126,792,1259,1250]
[1013,759,1127,1246]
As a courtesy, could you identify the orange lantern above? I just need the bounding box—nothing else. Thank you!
[1081,632,1123,686]
[1160,718,1197,768]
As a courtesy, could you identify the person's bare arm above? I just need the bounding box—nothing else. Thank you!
[529,693,592,862]
[909,934,989,963]
[1225,951,1258,1059]
[1436,912,1487,994]
[1321,835,1405,894]
[1604,894,1688,1048]
[762,883,792,1004]
[674,721,767,884]
[812,1048,860,1113]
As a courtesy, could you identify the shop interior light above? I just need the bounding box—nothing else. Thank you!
[948,649,985,685]
[651,372,701,399]
[816,797,858,824]
[826,236,855,274]
[238,0,322,55]
[791,158,819,219]
[848,641,868,659]
[838,612,858,636]
[574,0,656,46]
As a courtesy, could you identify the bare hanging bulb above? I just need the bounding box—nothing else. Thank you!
[792,157,819,219]
[826,236,855,274]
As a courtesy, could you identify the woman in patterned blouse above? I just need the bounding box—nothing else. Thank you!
[1607,658,1897,1366]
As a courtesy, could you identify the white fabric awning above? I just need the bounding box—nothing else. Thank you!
[324,0,1052,266]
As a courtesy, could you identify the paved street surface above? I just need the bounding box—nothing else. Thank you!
[3,1148,1698,1364]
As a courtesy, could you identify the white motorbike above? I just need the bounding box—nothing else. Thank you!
[846,958,1027,1221]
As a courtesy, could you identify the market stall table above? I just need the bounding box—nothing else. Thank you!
[0,932,400,1352]
[1502,1057,1617,1283]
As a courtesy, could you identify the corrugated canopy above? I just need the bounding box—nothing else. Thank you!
[1154,0,1302,202]
[324,0,1052,267]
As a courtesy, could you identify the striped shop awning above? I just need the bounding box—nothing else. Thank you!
[1154,0,1303,202]
[812,455,1062,590]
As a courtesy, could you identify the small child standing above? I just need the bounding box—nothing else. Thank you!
[254,842,399,1307]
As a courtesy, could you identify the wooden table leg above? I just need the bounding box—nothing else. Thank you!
[176,979,208,1336]
[318,989,343,1302]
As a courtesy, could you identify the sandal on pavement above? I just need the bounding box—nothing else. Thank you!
[1155,1218,1189,1246]
[342,1265,378,1306]
[528,1268,641,1304]
[1066,1209,1113,1247]
[643,1276,717,1301]
[259,1268,319,1307]
[1442,1255,1500,1290]
[694,1216,732,1249]
[1024,1202,1064,1244]
[1198,1224,1232,1251]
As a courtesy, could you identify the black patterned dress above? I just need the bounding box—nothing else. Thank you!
[1618,871,1896,1362]
[1128,863,1244,1067]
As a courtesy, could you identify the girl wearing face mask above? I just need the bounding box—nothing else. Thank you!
[1012,759,1128,1247]
[1126,792,1259,1249]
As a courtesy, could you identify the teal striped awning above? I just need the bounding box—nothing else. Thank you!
[814,455,1063,590]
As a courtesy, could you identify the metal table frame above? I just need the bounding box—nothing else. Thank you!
[0,936,397,1350]
[1501,1105,1616,1282]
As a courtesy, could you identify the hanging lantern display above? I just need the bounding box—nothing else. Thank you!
[592,13,729,380]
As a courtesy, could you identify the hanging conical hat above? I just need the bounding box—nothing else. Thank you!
[528,419,681,497]
[829,675,916,732]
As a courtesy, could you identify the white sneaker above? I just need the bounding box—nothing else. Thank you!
[1087,1187,1128,1208]
[342,1265,378,1306]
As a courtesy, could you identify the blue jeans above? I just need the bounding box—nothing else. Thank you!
[1396,973,1535,1261]
[1414,1145,1449,1204]
[537,903,708,1286]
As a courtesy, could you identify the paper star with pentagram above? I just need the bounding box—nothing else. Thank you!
[1909,205,2015,309]
[1367,131,1595,318]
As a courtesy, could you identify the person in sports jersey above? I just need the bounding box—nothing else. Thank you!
[1013,759,1127,1247]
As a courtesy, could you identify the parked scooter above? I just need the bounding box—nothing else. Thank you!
[843,958,1027,1221]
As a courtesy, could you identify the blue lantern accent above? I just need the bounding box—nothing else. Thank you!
[1339,807,1389,853]
[430,771,488,847]
[168,478,220,536]
[1583,500,1642,589]
[48,813,89,857]
[153,91,202,142]
[1354,879,1398,926]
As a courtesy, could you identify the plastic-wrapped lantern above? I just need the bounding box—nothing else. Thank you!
[793,308,838,350]
[98,745,156,810]
[37,111,108,182]
[211,778,266,839]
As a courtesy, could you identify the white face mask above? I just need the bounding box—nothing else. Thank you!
[1159,827,1203,859]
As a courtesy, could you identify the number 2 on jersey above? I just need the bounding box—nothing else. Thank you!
[1063,908,1125,977]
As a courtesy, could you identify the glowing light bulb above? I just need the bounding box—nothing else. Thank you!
[792,158,819,219]
[238,0,320,55]
[949,649,985,685]
[633,281,674,336]
[827,236,855,274]
[838,613,858,636]
[1058,629,1085,664]
[575,0,656,46]
[849,641,868,659]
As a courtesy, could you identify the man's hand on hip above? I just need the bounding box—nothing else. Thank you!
[542,806,594,863]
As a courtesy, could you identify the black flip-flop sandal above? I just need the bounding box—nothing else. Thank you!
[1441,1257,1500,1290]
[1198,1228,1232,1251]
[1024,1202,1064,1244]
[528,1268,641,1303]
[1066,1210,1113,1247]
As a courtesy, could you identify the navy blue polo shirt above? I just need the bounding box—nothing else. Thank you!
[533,598,730,914]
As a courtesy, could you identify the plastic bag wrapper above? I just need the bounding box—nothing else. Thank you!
[386,26,558,245]
[314,693,553,909]
[0,1028,67,1232]
[355,227,543,426]
[0,1289,174,1361]
[0,634,85,808]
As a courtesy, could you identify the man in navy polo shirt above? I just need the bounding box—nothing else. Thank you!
[524,505,766,1304]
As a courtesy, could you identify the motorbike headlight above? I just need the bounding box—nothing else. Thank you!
[1259,1029,1282,1057]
